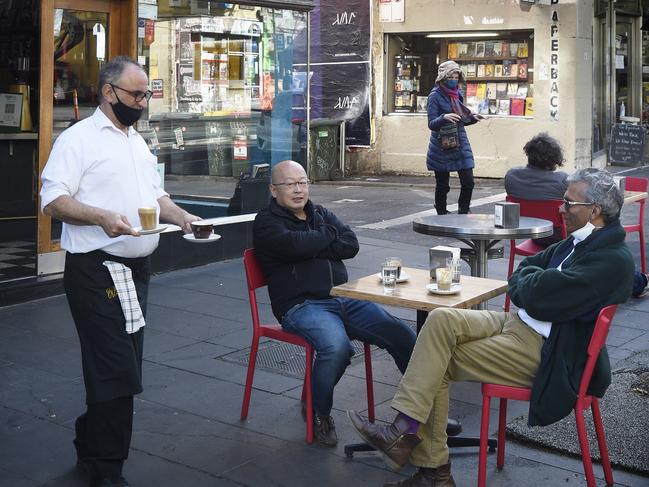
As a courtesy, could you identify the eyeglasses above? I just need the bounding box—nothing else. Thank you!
[272,180,309,190]
[562,198,595,210]
[110,84,153,102]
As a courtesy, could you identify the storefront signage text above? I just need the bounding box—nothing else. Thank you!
[549,0,560,121]
[462,16,504,25]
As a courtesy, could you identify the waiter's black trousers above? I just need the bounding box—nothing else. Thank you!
[64,250,150,482]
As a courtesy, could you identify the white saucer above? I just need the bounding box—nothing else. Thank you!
[183,233,221,243]
[134,224,168,235]
[426,283,461,295]
[377,272,410,283]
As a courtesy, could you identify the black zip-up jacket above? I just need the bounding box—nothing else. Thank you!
[253,198,359,321]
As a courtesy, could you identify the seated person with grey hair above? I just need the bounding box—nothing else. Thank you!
[347,167,635,487]
[505,133,648,298]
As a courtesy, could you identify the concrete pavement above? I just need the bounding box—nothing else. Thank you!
[2,169,649,487]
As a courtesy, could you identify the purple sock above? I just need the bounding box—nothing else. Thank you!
[397,411,420,434]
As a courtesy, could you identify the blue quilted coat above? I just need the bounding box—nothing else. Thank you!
[426,86,478,172]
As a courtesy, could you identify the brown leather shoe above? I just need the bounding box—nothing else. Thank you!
[314,414,338,447]
[348,410,421,471]
[384,464,456,487]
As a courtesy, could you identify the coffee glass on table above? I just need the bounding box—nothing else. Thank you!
[385,257,402,279]
[137,207,157,231]
[381,263,398,293]
[191,221,214,239]
[435,267,453,291]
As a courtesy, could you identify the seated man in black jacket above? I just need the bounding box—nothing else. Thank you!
[253,160,417,446]
[348,168,634,486]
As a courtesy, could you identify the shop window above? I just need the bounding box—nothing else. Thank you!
[385,30,534,118]
[137,1,308,212]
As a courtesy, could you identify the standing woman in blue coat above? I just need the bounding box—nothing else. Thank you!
[427,60,484,214]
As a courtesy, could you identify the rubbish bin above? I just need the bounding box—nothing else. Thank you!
[309,119,341,181]
[227,175,271,215]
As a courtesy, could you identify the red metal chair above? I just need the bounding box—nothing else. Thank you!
[240,249,375,443]
[623,177,647,274]
[478,305,617,487]
[504,196,567,311]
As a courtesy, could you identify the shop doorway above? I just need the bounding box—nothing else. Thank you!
[0,1,39,282]
[36,0,136,275]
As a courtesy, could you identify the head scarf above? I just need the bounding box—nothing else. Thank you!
[435,61,473,122]
[435,60,465,84]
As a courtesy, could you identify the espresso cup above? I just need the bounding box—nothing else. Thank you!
[191,221,214,239]
[138,207,157,231]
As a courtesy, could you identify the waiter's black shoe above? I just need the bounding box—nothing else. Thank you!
[446,418,462,437]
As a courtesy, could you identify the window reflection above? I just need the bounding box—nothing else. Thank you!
[137,3,308,190]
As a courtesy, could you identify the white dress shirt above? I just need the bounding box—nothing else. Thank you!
[41,108,168,258]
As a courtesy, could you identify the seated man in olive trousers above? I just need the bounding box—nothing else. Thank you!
[348,168,634,487]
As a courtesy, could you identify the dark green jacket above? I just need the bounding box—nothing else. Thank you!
[508,220,634,426]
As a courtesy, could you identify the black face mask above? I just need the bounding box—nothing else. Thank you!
[111,91,143,127]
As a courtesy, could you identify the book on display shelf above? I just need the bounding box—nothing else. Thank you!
[458,43,468,57]
[485,62,495,77]
[486,83,497,99]
[489,100,498,114]
[466,82,477,97]
[484,40,495,57]
[510,98,525,116]
[466,63,477,78]
[517,42,529,58]
[509,42,519,58]
[492,41,502,57]
[475,41,485,57]
[466,42,476,57]
[494,64,503,77]
[497,99,511,115]
[496,82,508,98]
[525,97,534,116]
[501,40,510,58]
[476,83,487,99]
[466,97,480,113]
[517,60,528,79]
[460,64,469,78]
[502,60,513,77]
[478,99,490,115]
[477,63,486,77]
[448,42,458,58]
[506,82,518,97]
[516,84,528,98]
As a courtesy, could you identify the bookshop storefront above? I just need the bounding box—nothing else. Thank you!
[0,0,312,300]
[355,0,594,178]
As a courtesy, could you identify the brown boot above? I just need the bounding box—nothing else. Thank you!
[314,414,338,447]
[348,410,422,471]
[384,464,456,487]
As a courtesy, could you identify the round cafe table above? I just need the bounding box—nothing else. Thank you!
[413,214,553,278]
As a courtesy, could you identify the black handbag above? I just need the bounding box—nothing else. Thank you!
[438,123,459,150]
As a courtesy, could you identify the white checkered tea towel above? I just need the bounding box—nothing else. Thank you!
[103,261,146,334]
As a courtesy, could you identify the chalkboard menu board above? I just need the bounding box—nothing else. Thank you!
[609,123,645,165]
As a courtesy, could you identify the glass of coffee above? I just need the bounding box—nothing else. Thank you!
[138,207,157,230]
[435,267,453,291]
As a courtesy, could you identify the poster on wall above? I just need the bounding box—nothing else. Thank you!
[308,0,372,146]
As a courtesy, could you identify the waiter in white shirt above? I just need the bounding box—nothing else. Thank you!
[40,56,199,487]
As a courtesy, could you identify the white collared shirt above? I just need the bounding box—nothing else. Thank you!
[40,108,168,258]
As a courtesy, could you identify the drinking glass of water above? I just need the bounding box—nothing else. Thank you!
[381,263,398,293]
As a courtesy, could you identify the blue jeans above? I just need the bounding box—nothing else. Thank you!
[282,297,417,416]
[632,271,648,297]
